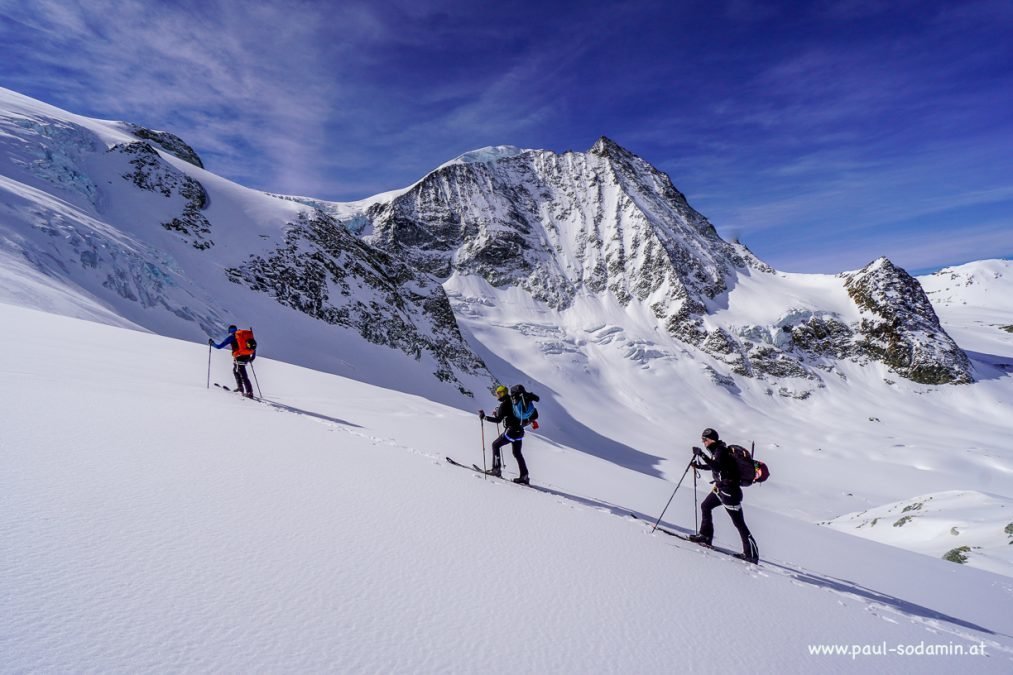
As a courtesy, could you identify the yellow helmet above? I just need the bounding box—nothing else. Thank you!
[494,385,508,397]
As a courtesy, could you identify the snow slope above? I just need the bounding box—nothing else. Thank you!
[823,491,1013,577]
[919,259,1013,374]
[444,272,1013,548]
[3,301,1012,673]
[0,86,491,405]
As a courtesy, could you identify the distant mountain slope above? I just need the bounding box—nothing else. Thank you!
[918,259,1013,378]
[0,86,490,401]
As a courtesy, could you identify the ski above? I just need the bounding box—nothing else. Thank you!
[628,513,755,562]
[213,382,258,400]
[476,464,534,488]
[446,456,484,472]
[444,457,535,488]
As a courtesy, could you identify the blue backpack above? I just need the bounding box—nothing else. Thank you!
[512,396,537,422]
[510,386,540,425]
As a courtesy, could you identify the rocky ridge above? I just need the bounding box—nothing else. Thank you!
[844,258,972,384]
[126,123,205,168]
[225,210,486,395]
[115,141,213,249]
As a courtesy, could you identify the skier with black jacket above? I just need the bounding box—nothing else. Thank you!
[689,427,760,563]
[209,325,255,398]
[478,384,538,485]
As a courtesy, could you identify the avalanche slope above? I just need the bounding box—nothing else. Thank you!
[2,302,1012,673]
[0,85,491,406]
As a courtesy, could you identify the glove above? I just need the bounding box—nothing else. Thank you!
[692,446,704,457]
[208,338,214,345]
[478,410,485,420]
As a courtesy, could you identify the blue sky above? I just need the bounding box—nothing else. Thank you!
[1,0,1011,273]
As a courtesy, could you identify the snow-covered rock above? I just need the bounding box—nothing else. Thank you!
[845,257,973,384]
[225,210,486,394]
[124,122,205,168]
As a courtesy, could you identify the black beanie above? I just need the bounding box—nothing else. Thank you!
[701,428,719,441]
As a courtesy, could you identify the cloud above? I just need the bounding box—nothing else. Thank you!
[0,0,355,194]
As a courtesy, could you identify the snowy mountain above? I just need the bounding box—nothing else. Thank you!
[0,86,490,402]
[1,86,1012,585]
[359,137,972,390]
[0,85,976,397]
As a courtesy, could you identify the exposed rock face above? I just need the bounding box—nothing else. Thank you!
[844,258,973,384]
[361,139,973,388]
[367,136,770,341]
[113,141,213,249]
[127,124,205,168]
[225,211,487,394]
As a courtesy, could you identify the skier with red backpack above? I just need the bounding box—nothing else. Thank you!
[478,384,539,485]
[209,325,257,398]
[689,427,760,563]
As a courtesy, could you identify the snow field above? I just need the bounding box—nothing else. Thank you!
[3,303,1013,672]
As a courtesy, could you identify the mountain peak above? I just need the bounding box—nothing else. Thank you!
[589,136,635,158]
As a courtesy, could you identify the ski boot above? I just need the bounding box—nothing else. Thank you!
[687,534,712,546]
[485,467,502,478]
[512,475,530,485]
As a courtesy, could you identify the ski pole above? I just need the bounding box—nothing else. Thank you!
[206,343,211,389]
[497,422,507,473]
[480,416,487,479]
[250,362,263,399]
[652,456,695,533]
[693,462,699,534]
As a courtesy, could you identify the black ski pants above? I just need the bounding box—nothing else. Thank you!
[699,487,759,559]
[233,357,253,395]
[492,432,529,478]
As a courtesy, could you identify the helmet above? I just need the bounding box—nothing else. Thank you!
[494,385,508,397]
[701,428,719,441]
[510,384,526,398]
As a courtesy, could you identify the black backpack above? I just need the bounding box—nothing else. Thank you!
[728,443,770,486]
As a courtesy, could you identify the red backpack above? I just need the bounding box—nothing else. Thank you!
[233,328,257,358]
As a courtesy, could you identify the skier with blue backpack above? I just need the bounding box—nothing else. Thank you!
[478,384,539,485]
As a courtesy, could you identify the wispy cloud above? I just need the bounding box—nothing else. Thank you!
[1,0,346,192]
